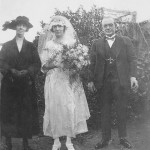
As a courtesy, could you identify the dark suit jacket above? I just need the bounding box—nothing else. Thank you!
[90,35,137,90]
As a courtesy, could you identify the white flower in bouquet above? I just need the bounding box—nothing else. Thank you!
[79,55,84,61]
[62,44,90,71]
[61,43,91,85]
[76,63,82,69]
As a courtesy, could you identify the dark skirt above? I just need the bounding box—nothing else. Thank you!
[1,74,39,138]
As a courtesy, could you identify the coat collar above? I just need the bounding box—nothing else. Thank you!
[11,37,28,54]
[99,35,122,58]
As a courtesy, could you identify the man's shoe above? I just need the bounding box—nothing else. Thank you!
[6,137,12,150]
[23,139,33,150]
[6,145,12,150]
[95,139,110,149]
[120,138,132,149]
[23,145,33,150]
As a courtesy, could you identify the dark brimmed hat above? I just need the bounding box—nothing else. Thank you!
[2,16,33,31]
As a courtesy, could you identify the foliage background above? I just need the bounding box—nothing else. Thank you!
[33,6,150,132]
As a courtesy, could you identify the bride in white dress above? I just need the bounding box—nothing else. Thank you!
[38,16,90,150]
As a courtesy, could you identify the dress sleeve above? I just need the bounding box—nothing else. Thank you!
[40,49,49,67]
[40,41,53,72]
[0,44,11,75]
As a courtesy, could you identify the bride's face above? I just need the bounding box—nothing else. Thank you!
[53,25,65,38]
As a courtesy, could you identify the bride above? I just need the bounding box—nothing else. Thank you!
[38,16,90,150]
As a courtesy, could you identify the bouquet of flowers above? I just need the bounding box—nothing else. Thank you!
[62,44,90,84]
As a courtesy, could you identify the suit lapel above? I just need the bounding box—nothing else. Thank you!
[11,38,28,62]
[98,37,105,59]
[11,38,20,55]
[12,37,27,54]
[97,35,123,59]
[20,39,27,54]
[8,38,20,66]
[113,35,122,58]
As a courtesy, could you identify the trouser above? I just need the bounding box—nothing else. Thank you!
[99,75,128,140]
[5,136,29,148]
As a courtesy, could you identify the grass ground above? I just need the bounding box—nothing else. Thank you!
[1,116,150,150]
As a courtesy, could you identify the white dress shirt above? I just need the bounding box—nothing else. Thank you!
[106,34,116,48]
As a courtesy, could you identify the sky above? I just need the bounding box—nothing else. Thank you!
[0,0,150,43]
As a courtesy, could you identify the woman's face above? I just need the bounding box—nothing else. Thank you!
[16,23,27,38]
[53,25,65,38]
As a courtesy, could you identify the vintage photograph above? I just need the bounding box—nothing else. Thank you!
[0,0,150,150]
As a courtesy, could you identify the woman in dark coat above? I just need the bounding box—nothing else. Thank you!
[0,16,41,150]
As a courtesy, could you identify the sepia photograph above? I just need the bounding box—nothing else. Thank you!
[0,0,150,150]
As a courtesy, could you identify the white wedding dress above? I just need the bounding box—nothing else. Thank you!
[41,40,90,138]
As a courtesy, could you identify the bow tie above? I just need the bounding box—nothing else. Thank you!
[105,35,116,41]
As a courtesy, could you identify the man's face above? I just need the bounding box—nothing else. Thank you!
[102,18,115,36]
[16,23,27,37]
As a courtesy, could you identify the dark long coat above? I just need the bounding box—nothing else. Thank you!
[90,35,137,90]
[0,38,41,138]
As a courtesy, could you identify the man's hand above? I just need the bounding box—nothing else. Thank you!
[88,82,96,92]
[130,77,138,92]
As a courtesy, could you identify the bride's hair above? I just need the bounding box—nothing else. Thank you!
[49,16,66,32]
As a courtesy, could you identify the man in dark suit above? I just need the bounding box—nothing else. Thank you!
[88,17,138,149]
[0,16,41,150]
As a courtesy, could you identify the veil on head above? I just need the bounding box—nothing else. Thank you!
[38,15,79,55]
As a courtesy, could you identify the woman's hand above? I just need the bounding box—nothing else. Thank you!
[57,63,64,68]
[63,61,70,69]
[88,82,96,92]
[11,69,29,77]
[19,70,28,77]
[10,69,21,77]
[43,62,56,70]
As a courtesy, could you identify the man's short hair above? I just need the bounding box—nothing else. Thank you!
[102,17,115,26]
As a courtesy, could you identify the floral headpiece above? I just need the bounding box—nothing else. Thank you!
[50,19,65,27]
[49,17,66,32]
